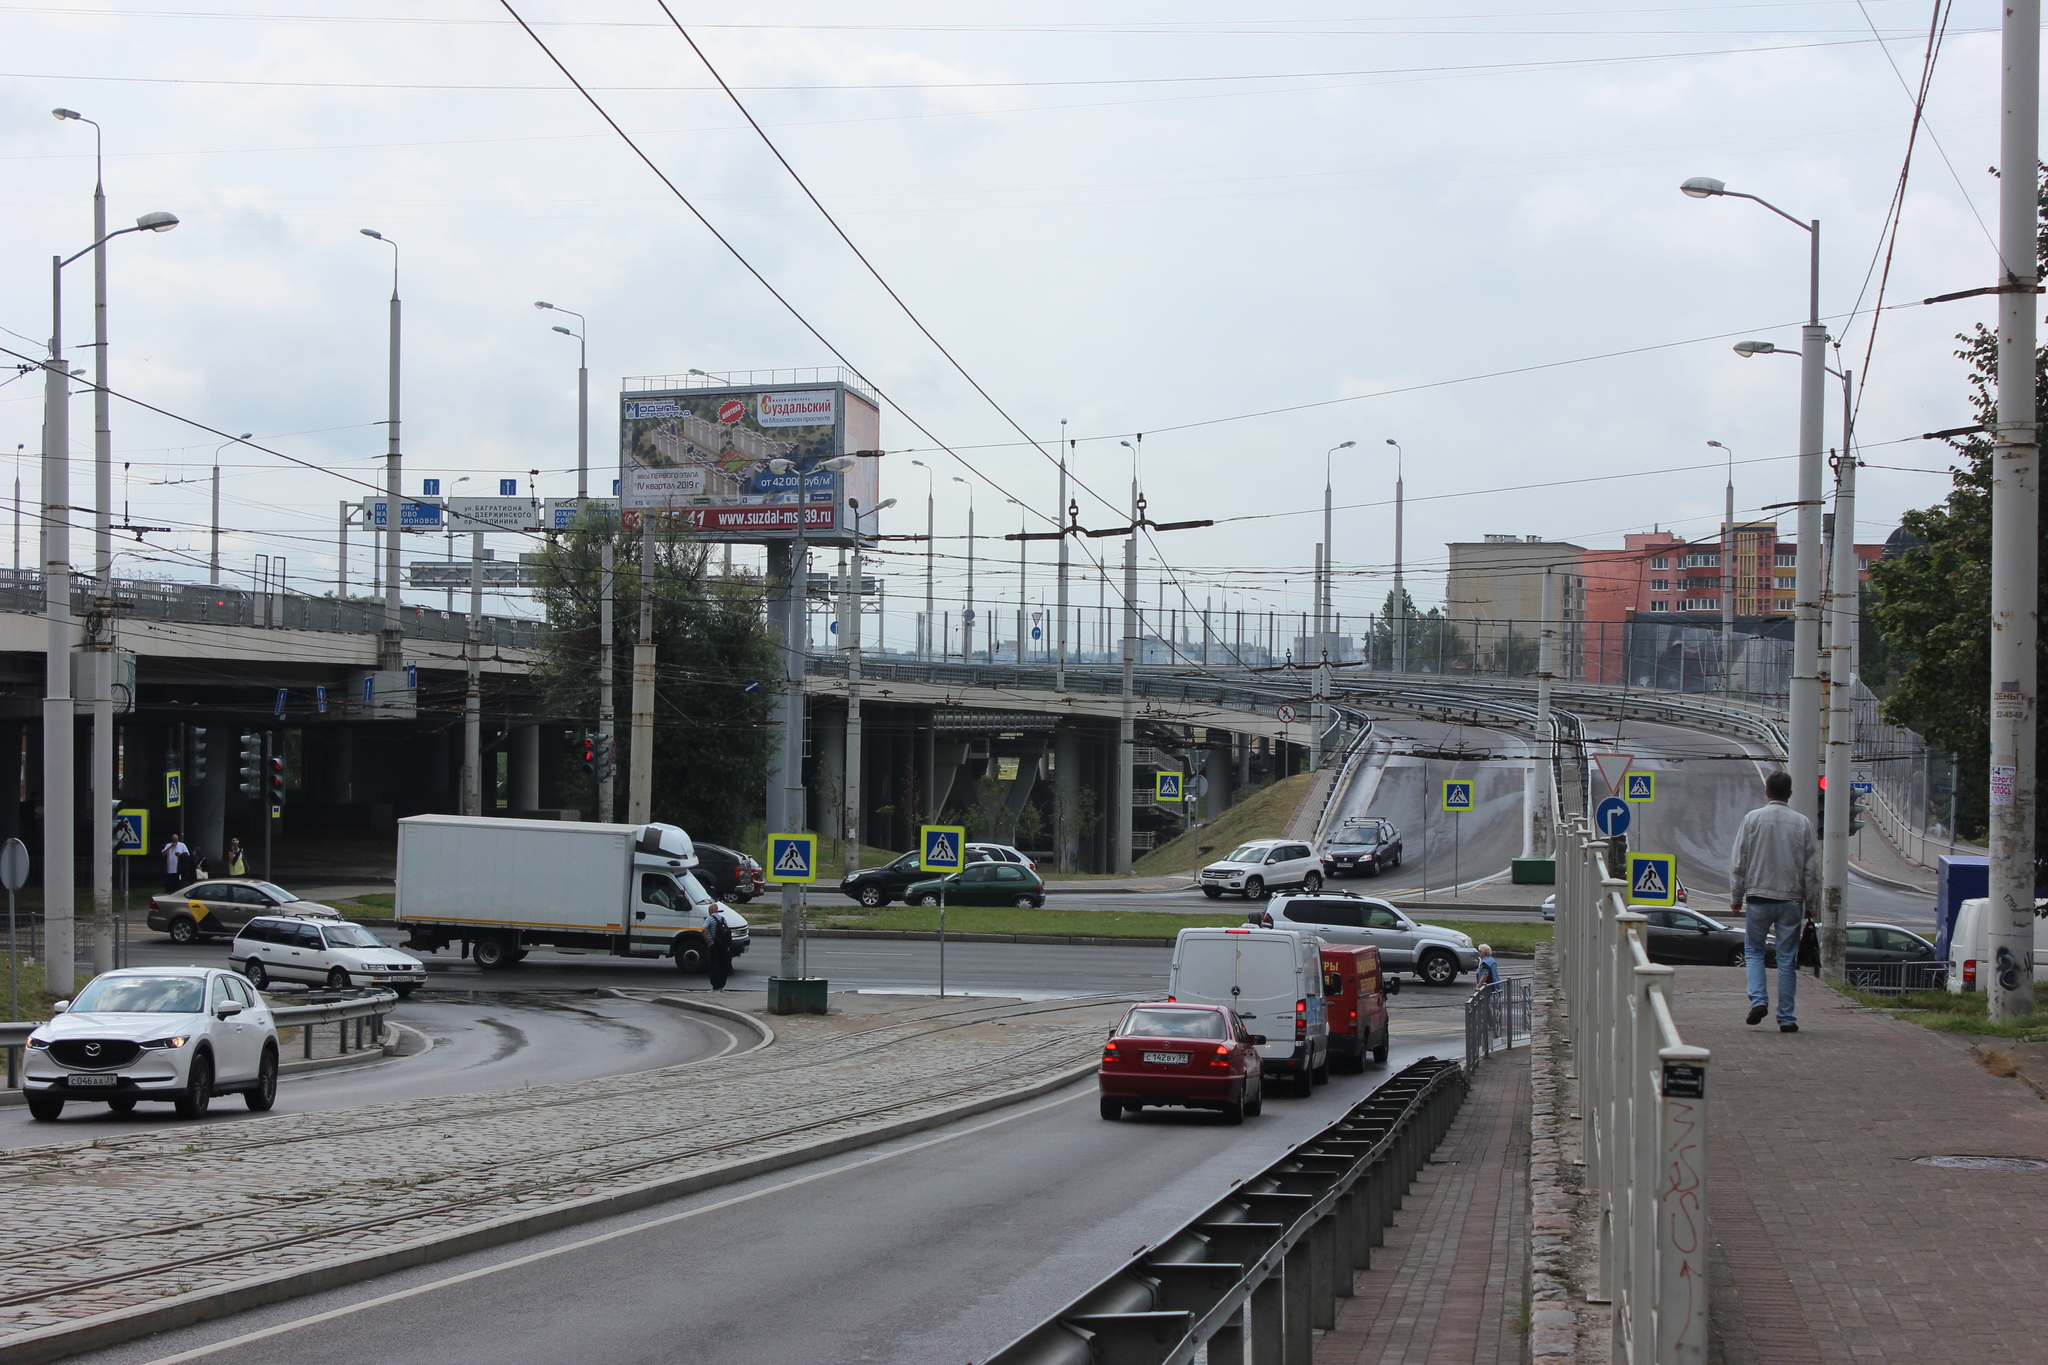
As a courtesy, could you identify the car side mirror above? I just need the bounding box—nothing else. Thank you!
[215,1002,244,1019]
[51,1000,69,1014]
[1385,978,1401,995]
[1250,1034,1268,1046]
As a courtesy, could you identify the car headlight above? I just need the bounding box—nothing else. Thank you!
[140,1036,189,1050]
[26,1036,48,1050]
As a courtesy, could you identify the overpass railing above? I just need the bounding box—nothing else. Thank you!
[1556,817,1710,1364]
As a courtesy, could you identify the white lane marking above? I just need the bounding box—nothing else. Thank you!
[134,1086,1098,1363]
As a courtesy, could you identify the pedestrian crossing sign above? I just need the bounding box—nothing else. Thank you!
[114,809,148,856]
[1155,771,1184,803]
[1627,852,1678,907]
[1441,780,1475,813]
[920,824,967,873]
[1624,772,1656,803]
[765,833,817,884]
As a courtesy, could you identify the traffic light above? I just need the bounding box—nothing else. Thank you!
[1815,778,1826,840]
[238,734,263,799]
[581,733,598,778]
[1849,788,1867,836]
[266,754,286,810]
[596,734,614,786]
[190,727,209,783]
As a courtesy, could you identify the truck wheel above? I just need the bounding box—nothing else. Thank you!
[1372,1038,1390,1065]
[673,937,706,971]
[1419,950,1458,987]
[471,934,515,970]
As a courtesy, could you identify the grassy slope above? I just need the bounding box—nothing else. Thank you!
[1131,774,1313,878]
[2,954,90,1021]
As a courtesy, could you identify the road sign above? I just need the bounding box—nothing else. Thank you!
[0,839,28,890]
[445,496,541,531]
[1591,752,1635,794]
[743,679,761,694]
[1156,771,1184,803]
[423,478,441,496]
[920,824,967,873]
[316,685,327,713]
[1441,780,1475,813]
[963,609,977,624]
[165,770,183,809]
[1852,781,1874,793]
[1595,796,1632,838]
[1624,772,1656,803]
[1031,627,1042,640]
[114,809,148,856]
[275,688,288,719]
[1276,702,1299,724]
[765,833,818,884]
[1627,852,1678,907]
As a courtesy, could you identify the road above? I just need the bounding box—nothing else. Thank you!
[1335,717,1532,897]
[70,1022,1469,1365]
[1,992,734,1149]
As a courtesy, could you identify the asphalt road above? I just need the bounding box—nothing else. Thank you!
[1348,717,1533,896]
[0,992,734,1149]
[72,1022,1469,1365]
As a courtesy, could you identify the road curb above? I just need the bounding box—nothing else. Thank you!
[750,926,1181,948]
[1848,860,1933,896]
[0,1057,1099,1365]
[635,994,776,1056]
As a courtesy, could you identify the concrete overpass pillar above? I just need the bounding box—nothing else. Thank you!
[190,727,226,873]
[815,705,846,839]
[510,725,541,812]
[1054,723,1081,872]
[1205,734,1233,820]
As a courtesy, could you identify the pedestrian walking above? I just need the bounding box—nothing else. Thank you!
[226,839,247,878]
[1730,769,1819,1032]
[1474,944,1501,989]
[705,907,733,991]
[161,835,190,893]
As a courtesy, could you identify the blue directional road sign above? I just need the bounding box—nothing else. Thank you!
[1851,781,1873,793]
[1627,852,1678,907]
[1441,780,1475,813]
[920,824,967,873]
[1595,796,1632,838]
[1624,772,1656,803]
[765,833,817,885]
[114,808,148,856]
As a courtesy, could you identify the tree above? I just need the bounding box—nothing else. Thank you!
[1368,589,1470,673]
[1867,164,2048,844]
[530,516,780,844]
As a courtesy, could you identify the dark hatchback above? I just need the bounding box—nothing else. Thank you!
[903,862,1047,908]
[839,848,998,907]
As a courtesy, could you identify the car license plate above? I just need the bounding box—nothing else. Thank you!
[1142,1052,1189,1065]
[68,1074,116,1087]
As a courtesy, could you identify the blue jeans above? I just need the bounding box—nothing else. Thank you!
[1744,899,1804,1024]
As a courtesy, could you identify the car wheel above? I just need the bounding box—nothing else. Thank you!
[1245,877,1267,901]
[173,1052,214,1118]
[1098,1096,1121,1121]
[915,893,941,907]
[1222,1094,1245,1126]
[168,917,199,945]
[108,1096,137,1114]
[1244,1084,1263,1117]
[1729,947,1747,967]
[1420,950,1458,987]
[1202,887,1223,900]
[857,885,886,908]
[25,1092,63,1121]
[395,984,417,999]
[326,967,351,990]
[1372,1038,1390,1065]
[1292,1065,1313,1098]
[1012,895,1036,908]
[241,958,269,990]
[245,1046,278,1111]
[1303,871,1323,892]
[471,934,514,970]
[673,938,706,972]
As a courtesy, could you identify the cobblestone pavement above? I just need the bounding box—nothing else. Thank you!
[1317,1048,1531,1365]
[1671,970,2048,1365]
[0,993,1124,1345]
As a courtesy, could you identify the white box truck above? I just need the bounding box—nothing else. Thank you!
[393,815,748,972]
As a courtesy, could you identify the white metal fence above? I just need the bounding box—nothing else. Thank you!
[1556,818,1711,1365]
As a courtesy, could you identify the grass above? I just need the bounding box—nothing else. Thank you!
[1416,920,1553,956]
[1840,985,2048,1039]
[1133,774,1313,878]
[1,954,90,1021]
[812,906,1247,939]
[331,893,394,919]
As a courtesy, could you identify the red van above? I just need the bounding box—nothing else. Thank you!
[1321,944,1393,1072]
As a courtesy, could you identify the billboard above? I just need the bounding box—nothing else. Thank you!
[619,381,880,543]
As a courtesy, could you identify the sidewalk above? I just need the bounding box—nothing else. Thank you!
[1670,969,2048,1364]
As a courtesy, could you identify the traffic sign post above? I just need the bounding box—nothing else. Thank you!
[766,834,819,884]
[1594,796,1631,839]
[1627,852,1678,907]
[1,838,25,1019]
[115,810,146,972]
[1441,780,1473,897]
[1155,771,1184,804]
[920,825,967,995]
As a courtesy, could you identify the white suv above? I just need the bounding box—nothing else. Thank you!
[234,915,426,995]
[23,967,279,1120]
[1267,892,1480,985]
[1199,839,1324,900]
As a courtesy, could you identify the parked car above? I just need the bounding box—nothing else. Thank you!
[1640,908,1746,966]
[1169,927,1329,1096]
[22,967,278,1120]
[1320,944,1393,1071]
[904,862,1047,908]
[692,842,763,904]
[968,843,1037,870]
[1266,892,1479,986]
[148,879,344,944]
[1768,920,1936,974]
[1199,839,1324,900]
[1320,817,1403,878]
[1098,1002,1264,1124]
[1547,877,1688,922]
[233,915,428,994]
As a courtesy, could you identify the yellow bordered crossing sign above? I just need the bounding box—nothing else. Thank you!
[1155,771,1184,803]
[1624,772,1656,803]
[920,825,967,874]
[765,833,817,884]
[1441,779,1475,813]
[1627,852,1678,907]
[115,809,148,857]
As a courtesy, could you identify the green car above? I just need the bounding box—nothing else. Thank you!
[904,862,1047,908]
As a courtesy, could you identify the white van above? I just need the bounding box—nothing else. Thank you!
[1946,897,2048,992]
[1168,927,1330,1097]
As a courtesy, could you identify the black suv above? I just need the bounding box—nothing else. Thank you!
[1321,817,1403,878]
[839,847,997,907]
[692,843,763,904]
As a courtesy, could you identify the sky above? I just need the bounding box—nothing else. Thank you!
[0,1,2027,650]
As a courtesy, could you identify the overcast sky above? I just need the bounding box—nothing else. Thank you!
[0,1,2025,644]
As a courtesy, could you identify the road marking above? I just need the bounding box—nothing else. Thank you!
[133,1086,1097,1363]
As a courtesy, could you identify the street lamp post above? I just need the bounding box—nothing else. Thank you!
[210,433,251,587]
[1681,176,1826,832]
[1056,419,1071,689]
[1117,439,1141,874]
[533,302,588,500]
[910,460,935,658]
[953,476,976,661]
[360,229,404,672]
[1706,439,1736,692]
[1007,498,1028,663]
[1317,441,1355,766]
[1384,440,1406,673]
[844,496,895,878]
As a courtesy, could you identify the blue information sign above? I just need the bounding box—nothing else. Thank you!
[1595,796,1632,838]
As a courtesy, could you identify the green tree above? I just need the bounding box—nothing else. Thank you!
[1369,589,1469,673]
[1867,164,2048,844]
[530,516,780,843]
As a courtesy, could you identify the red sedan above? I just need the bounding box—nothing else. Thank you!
[1098,1003,1265,1125]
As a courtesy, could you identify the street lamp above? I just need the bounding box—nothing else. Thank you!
[1681,175,1826,833]
[1705,439,1737,695]
[1315,440,1356,768]
[534,302,589,500]
[211,433,252,587]
[1007,496,1029,663]
[910,459,936,658]
[360,228,403,669]
[953,475,977,660]
[1385,439,1407,673]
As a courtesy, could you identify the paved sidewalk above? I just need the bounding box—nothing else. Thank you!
[1669,970,2048,1364]
[1317,1049,1530,1365]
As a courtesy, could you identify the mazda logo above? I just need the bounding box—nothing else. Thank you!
[83,1043,101,1057]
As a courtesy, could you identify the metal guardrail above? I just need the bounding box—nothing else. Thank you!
[1555,817,1710,1364]
[983,1056,1466,1365]
[1310,710,1376,846]
[1844,961,1948,995]
[1463,978,1532,1067]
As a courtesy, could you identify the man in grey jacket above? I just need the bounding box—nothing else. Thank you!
[1730,770,1818,1031]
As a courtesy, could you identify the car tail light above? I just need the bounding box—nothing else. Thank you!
[1964,960,1977,987]
[1295,999,1307,1041]
[1166,994,1175,1002]
[1210,1043,1233,1067]
[1102,1040,1120,1059]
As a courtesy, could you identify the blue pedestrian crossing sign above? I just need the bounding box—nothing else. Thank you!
[165,770,183,809]
[1624,772,1656,803]
[920,824,967,873]
[1628,852,1678,907]
[1155,771,1184,803]
[1441,780,1475,813]
[1595,796,1631,838]
[114,808,148,856]
[765,833,817,884]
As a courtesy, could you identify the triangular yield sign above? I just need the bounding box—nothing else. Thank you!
[1592,752,1634,795]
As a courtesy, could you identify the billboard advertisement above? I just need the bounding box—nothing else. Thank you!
[619,381,880,543]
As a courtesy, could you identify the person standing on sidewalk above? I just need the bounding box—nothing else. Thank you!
[1474,945,1501,989]
[1730,770,1818,1032]
[161,834,190,893]
[704,907,733,991]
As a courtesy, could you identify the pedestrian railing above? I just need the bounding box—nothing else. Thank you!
[982,1057,1466,1365]
[1463,978,1533,1067]
[1555,817,1710,1365]
[1843,960,1948,995]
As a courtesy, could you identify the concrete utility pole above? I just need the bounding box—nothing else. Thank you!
[777,521,810,982]
[1385,440,1406,673]
[911,460,934,658]
[1821,383,1856,982]
[598,534,615,822]
[1056,419,1069,690]
[84,119,114,977]
[1708,439,1736,692]
[1117,477,1139,874]
[462,527,483,817]
[628,511,656,823]
[1311,542,1325,767]
[42,254,74,993]
[1986,0,2040,1021]
[361,229,404,672]
[955,476,976,661]
[1528,566,1558,858]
